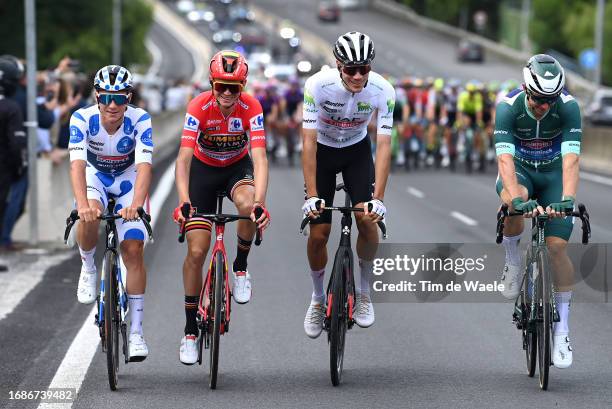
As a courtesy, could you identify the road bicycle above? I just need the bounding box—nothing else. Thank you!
[64,199,153,391]
[178,193,262,389]
[496,203,590,390]
[300,183,386,386]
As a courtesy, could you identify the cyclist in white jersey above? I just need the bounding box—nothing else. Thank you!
[68,65,153,361]
[301,31,395,338]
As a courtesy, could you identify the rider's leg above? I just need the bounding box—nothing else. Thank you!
[184,229,211,335]
[232,184,256,272]
[308,223,332,300]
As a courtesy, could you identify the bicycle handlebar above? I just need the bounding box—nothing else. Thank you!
[64,207,153,244]
[299,201,387,239]
[177,203,263,246]
[495,203,590,244]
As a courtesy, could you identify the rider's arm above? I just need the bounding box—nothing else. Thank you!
[475,94,484,125]
[175,147,193,204]
[251,147,268,204]
[494,102,522,201]
[131,111,154,208]
[560,98,582,199]
[247,104,268,204]
[176,104,201,205]
[302,128,318,197]
[68,111,89,209]
[302,82,319,198]
[372,83,396,200]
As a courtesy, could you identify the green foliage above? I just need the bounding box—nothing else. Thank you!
[0,0,152,73]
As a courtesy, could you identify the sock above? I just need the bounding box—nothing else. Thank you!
[233,235,252,273]
[184,295,199,336]
[128,294,144,335]
[311,269,325,302]
[359,259,373,296]
[502,235,521,266]
[554,291,571,335]
[79,246,96,271]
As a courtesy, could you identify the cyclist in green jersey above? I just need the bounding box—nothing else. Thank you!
[494,54,581,369]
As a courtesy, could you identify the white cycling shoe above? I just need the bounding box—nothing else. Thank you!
[128,333,149,362]
[552,334,573,369]
[304,299,326,339]
[499,263,521,299]
[179,335,198,365]
[77,265,97,304]
[232,271,252,304]
[354,293,375,328]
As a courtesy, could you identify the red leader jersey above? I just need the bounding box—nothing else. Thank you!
[181,91,266,167]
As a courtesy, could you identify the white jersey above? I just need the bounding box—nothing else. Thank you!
[69,104,154,174]
[302,69,395,148]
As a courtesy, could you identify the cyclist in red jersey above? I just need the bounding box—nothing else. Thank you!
[174,50,270,365]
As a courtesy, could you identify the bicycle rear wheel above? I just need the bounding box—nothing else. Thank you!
[209,251,224,389]
[329,251,350,386]
[537,249,551,390]
[103,251,119,391]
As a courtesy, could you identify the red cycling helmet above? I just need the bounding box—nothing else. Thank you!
[209,50,249,85]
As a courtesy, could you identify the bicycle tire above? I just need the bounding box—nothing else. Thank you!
[329,250,349,386]
[209,251,224,389]
[522,258,537,377]
[537,249,551,390]
[103,251,119,391]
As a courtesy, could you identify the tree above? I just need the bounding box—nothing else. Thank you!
[0,0,152,73]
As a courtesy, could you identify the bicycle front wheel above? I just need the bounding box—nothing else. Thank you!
[209,251,225,389]
[329,251,350,386]
[523,249,537,377]
[103,251,119,391]
[537,249,552,390]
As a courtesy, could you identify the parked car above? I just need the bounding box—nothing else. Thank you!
[457,39,484,63]
[318,1,341,22]
[585,89,612,126]
[337,0,367,9]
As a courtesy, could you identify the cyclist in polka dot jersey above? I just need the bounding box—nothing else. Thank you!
[68,65,153,362]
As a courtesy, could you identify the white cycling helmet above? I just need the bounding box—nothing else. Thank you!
[94,65,133,92]
[333,31,375,66]
[522,54,565,97]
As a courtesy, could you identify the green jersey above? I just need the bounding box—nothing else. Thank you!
[494,89,581,170]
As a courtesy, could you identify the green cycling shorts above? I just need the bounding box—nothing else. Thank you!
[495,161,574,241]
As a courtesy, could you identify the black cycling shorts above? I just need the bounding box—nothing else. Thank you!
[312,137,374,225]
[189,155,254,214]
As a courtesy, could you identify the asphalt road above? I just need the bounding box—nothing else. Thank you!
[2,5,612,409]
[254,0,522,82]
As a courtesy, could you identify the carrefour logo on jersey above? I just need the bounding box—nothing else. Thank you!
[116,136,135,154]
[250,114,264,131]
[228,117,243,132]
[69,125,84,143]
[184,114,199,132]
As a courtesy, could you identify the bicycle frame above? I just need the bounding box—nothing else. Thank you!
[198,194,231,334]
[325,193,357,329]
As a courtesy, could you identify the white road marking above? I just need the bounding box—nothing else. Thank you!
[38,162,176,408]
[0,253,73,321]
[450,211,478,226]
[407,186,425,199]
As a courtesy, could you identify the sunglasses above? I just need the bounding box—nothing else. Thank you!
[213,82,242,94]
[97,93,130,105]
[527,92,557,106]
[341,65,371,76]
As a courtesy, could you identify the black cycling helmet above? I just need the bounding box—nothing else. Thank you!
[333,31,375,66]
[0,57,21,96]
